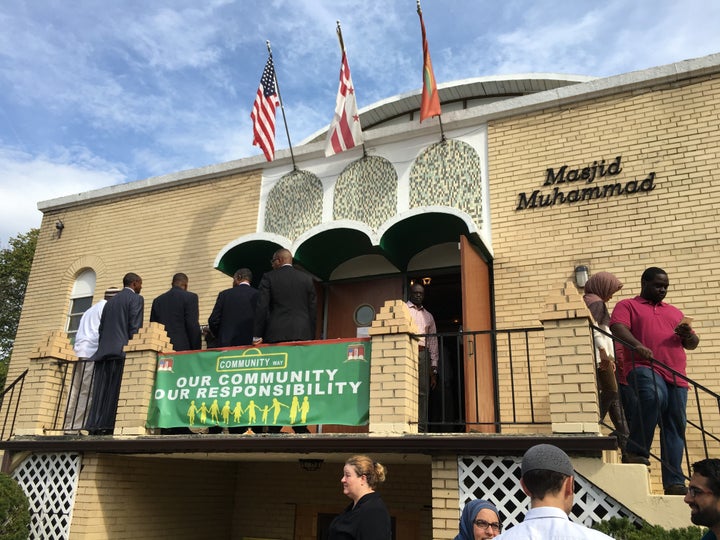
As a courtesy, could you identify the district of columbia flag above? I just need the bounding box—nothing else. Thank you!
[251,56,279,161]
[325,50,363,157]
[417,7,441,122]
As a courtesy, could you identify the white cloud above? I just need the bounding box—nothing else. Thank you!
[0,145,126,246]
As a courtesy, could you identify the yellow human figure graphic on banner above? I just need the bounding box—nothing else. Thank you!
[209,399,220,424]
[290,396,300,425]
[187,400,198,425]
[300,396,310,424]
[271,398,288,424]
[261,404,270,424]
[221,401,231,424]
[245,400,261,424]
[233,402,243,423]
[199,402,209,424]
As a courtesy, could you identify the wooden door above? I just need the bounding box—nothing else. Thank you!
[324,277,403,339]
[460,236,496,433]
[322,276,403,433]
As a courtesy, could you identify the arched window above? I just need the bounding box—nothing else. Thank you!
[66,269,96,342]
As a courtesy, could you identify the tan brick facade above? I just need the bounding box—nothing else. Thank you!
[3,55,719,537]
[7,170,261,387]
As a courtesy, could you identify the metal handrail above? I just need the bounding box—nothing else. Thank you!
[0,369,28,440]
[591,323,720,480]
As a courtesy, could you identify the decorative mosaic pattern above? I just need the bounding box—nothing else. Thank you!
[12,452,81,540]
[264,169,323,240]
[409,139,483,226]
[458,455,639,529]
[333,155,397,229]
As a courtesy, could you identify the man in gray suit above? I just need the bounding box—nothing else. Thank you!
[84,272,144,435]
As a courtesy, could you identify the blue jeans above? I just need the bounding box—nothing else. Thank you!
[626,367,688,487]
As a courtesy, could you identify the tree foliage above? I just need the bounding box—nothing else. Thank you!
[0,228,38,388]
[593,517,704,539]
[0,472,30,540]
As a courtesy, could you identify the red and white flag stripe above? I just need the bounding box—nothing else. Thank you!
[325,51,363,157]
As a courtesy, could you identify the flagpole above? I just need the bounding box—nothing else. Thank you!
[335,21,367,157]
[416,0,445,142]
[266,41,297,170]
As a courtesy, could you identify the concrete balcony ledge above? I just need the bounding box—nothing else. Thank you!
[0,432,618,458]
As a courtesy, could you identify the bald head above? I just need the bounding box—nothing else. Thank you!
[272,248,293,267]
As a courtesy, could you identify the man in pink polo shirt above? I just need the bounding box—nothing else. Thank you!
[610,267,699,495]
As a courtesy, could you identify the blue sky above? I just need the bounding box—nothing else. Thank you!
[1,0,719,245]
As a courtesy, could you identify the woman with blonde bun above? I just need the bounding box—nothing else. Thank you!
[328,455,391,539]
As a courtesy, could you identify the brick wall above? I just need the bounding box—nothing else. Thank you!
[488,73,720,475]
[71,454,237,539]
[233,460,431,540]
[7,170,261,386]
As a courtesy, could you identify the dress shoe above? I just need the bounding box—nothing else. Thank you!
[622,452,650,465]
[664,484,688,495]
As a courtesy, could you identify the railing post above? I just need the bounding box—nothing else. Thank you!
[14,331,76,435]
[114,323,173,435]
[539,281,600,435]
[367,300,419,434]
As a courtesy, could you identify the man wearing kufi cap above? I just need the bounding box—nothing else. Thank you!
[496,444,613,539]
[63,286,121,431]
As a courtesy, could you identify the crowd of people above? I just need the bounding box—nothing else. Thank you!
[335,446,720,540]
[67,247,318,435]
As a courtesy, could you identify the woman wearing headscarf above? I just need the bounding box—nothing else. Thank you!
[583,271,630,457]
[455,499,502,539]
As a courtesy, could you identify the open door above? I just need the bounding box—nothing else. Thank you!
[460,236,496,433]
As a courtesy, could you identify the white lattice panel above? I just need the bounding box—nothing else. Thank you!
[11,452,81,540]
[458,455,639,529]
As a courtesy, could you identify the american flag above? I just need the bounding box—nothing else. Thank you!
[251,56,279,161]
[325,51,363,157]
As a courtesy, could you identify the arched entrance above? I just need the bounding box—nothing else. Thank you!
[214,210,495,433]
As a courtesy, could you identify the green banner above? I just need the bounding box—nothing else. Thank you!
[146,339,371,429]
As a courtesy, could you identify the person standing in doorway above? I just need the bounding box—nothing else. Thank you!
[610,266,699,495]
[407,282,439,432]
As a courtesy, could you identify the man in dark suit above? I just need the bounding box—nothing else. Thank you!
[208,268,258,347]
[252,249,317,345]
[84,272,144,435]
[150,272,201,352]
[253,249,317,434]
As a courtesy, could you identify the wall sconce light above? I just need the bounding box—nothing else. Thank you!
[54,220,65,239]
[299,459,323,472]
[574,265,590,288]
[422,277,432,285]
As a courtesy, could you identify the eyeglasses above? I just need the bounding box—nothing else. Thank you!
[687,485,715,498]
[473,519,502,533]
